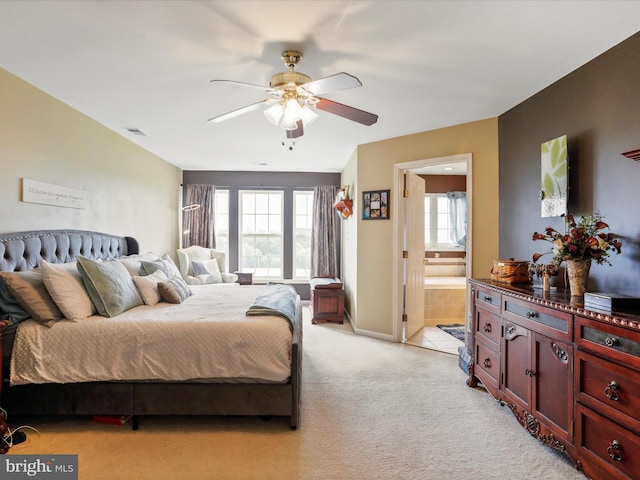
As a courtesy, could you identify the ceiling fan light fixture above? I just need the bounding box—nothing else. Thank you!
[264,102,284,126]
[265,97,317,131]
[282,98,303,128]
[299,104,318,126]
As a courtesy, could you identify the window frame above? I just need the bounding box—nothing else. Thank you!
[424,193,463,250]
[292,190,314,280]
[238,189,284,281]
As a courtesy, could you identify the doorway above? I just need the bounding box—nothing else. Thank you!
[392,153,473,353]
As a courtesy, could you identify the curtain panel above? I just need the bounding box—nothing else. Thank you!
[447,191,466,248]
[184,184,216,248]
[311,185,340,278]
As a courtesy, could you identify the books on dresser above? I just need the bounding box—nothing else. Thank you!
[583,292,640,312]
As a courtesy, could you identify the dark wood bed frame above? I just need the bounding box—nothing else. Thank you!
[0,230,302,430]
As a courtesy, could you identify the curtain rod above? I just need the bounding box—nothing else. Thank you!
[181,184,316,189]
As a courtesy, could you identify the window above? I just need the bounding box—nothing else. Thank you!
[239,191,283,279]
[424,193,457,248]
[214,189,229,267]
[293,191,314,280]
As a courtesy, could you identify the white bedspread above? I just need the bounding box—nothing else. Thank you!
[10,285,295,385]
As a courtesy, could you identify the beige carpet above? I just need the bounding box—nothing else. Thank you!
[5,307,585,480]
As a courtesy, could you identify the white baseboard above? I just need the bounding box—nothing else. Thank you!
[344,309,394,342]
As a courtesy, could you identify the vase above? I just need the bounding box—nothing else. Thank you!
[565,259,591,296]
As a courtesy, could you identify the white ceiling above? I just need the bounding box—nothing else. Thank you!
[1,1,639,173]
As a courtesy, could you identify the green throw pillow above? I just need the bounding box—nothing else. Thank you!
[77,256,143,317]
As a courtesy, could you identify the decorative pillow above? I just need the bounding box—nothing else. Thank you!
[157,276,192,304]
[0,271,63,327]
[118,252,158,276]
[133,269,168,306]
[192,259,223,284]
[40,261,97,321]
[0,277,31,325]
[77,256,143,317]
[140,254,181,278]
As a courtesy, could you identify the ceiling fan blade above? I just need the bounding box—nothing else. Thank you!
[301,72,362,96]
[210,79,275,94]
[207,99,271,123]
[287,120,304,139]
[315,98,378,126]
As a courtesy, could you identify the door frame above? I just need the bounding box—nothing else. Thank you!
[392,153,473,343]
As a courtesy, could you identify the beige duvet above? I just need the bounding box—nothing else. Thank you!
[11,285,294,385]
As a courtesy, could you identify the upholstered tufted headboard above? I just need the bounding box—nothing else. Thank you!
[0,229,139,272]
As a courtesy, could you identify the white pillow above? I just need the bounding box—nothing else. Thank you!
[133,270,168,306]
[40,261,97,321]
[192,259,223,284]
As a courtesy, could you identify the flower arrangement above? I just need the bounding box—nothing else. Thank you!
[532,213,622,268]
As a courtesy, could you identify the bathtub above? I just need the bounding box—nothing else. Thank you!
[423,276,466,326]
[424,276,466,289]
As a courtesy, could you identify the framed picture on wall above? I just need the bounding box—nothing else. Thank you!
[362,189,390,220]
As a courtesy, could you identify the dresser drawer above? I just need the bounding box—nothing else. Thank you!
[474,307,501,348]
[576,350,640,432]
[576,316,640,366]
[474,286,501,315]
[474,337,500,390]
[576,403,640,480]
[503,296,572,341]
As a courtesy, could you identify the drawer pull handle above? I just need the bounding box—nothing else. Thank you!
[605,336,619,347]
[525,368,536,377]
[525,311,537,319]
[483,323,492,333]
[483,358,491,368]
[506,326,516,336]
[483,295,492,303]
[605,381,620,401]
[607,440,623,462]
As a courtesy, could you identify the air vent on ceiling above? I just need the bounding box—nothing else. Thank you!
[621,148,640,162]
[125,128,147,136]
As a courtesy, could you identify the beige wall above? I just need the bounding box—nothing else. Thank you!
[340,149,358,323]
[0,68,181,255]
[345,118,499,336]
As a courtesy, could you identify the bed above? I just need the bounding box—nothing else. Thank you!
[0,229,302,430]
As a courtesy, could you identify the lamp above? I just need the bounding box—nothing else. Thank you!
[182,203,201,236]
[264,94,318,131]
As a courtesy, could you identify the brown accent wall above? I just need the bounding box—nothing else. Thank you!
[499,32,640,295]
[420,175,466,194]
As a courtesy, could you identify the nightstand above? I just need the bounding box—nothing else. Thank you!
[234,272,253,285]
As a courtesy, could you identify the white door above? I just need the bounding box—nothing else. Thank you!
[403,171,425,341]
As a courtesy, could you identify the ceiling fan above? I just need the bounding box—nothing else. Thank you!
[207,50,378,141]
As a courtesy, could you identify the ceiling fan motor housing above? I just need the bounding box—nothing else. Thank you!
[270,71,312,89]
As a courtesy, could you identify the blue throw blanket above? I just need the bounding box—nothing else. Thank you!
[246,283,298,330]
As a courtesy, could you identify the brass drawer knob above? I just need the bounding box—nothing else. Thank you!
[605,381,620,401]
[607,440,623,462]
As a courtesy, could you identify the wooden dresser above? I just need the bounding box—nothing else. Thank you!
[469,279,640,480]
